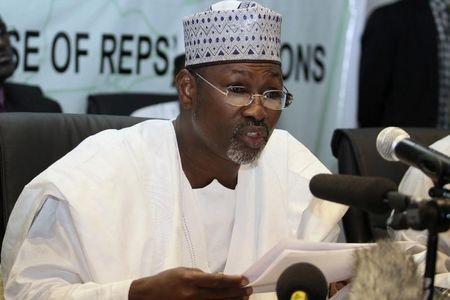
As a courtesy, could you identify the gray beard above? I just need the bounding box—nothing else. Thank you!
[226,119,269,165]
[226,136,265,165]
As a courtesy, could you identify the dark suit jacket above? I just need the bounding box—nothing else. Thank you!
[3,82,62,113]
[358,0,439,127]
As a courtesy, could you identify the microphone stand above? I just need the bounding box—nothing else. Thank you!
[422,187,450,300]
[387,188,450,300]
[423,219,438,300]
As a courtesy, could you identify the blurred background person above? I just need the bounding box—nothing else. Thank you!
[358,0,449,128]
[392,134,450,290]
[130,54,184,119]
[0,15,61,113]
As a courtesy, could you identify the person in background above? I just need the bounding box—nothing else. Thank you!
[2,2,347,299]
[0,15,61,113]
[392,135,450,291]
[130,54,184,119]
[358,0,449,128]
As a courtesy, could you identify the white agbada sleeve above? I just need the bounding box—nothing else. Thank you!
[391,135,450,288]
[5,196,132,300]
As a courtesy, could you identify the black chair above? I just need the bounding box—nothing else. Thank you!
[0,112,146,242]
[87,93,178,115]
[331,127,449,242]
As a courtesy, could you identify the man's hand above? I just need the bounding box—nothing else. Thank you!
[129,267,253,300]
[329,280,349,297]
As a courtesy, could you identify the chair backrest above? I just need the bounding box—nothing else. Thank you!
[0,112,146,242]
[87,93,178,115]
[331,127,449,242]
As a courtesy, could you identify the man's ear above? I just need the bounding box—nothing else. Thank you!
[176,69,197,110]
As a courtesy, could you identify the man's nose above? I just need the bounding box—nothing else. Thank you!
[241,95,268,121]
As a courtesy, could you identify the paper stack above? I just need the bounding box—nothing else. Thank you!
[243,238,415,294]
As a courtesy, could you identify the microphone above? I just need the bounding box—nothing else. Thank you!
[349,240,422,300]
[309,174,398,214]
[376,127,450,185]
[276,262,328,300]
[309,174,450,231]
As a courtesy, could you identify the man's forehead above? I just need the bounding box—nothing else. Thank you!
[203,62,282,76]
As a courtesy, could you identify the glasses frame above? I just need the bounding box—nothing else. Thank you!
[191,71,293,110]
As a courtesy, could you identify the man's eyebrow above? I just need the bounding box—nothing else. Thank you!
[263,69,282,78]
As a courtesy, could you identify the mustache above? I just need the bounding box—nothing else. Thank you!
[233,119,270,138]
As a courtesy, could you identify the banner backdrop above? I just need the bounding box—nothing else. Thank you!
[0,0,366,168]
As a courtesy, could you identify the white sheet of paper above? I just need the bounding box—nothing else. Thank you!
[243,239,415,293]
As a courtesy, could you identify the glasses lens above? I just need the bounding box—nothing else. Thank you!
[263,90,286,110]
[226,86,252,106]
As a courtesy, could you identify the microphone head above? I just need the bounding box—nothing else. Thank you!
[309,174,397,214]
[349,240,421,300]
[276,262,328,300]
[376,127,410,161]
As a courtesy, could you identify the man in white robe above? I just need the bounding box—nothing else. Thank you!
[1,1,348,299]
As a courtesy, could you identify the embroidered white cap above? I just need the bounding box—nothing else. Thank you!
[183,1,282,67]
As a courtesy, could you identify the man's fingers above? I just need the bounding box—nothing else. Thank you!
[194,272,248,288]
[185,270,253,299]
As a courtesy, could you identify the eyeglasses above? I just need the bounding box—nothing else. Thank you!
[192,71,293,110]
